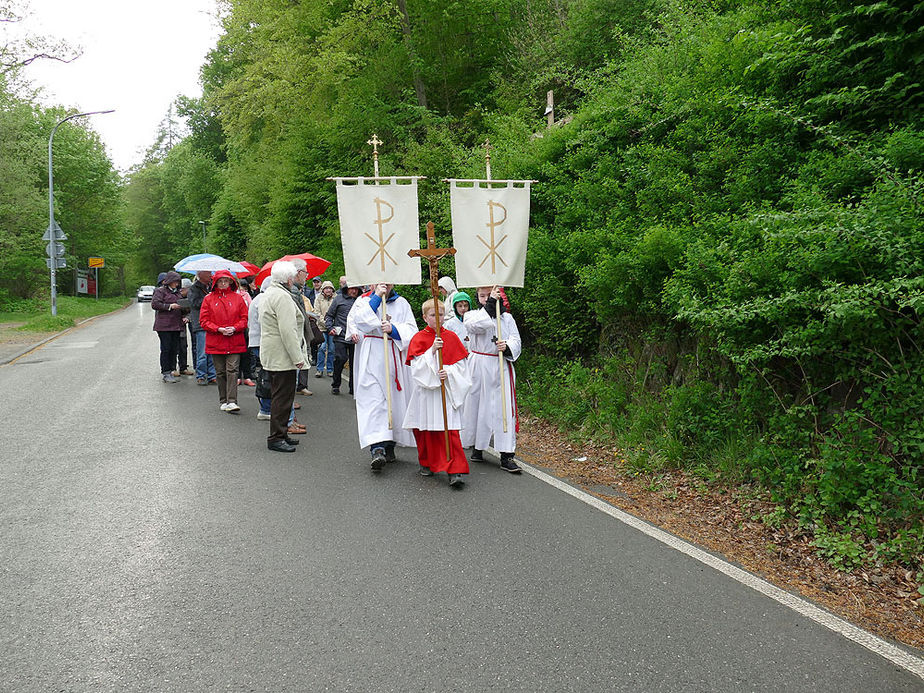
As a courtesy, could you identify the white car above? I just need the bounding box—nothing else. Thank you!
[136,285,155,302]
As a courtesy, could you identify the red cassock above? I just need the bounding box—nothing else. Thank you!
[404,326,471,475]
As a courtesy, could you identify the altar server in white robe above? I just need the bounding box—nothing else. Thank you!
[403,298,472,488]
[346,282,417,471]
[463,285,523,474]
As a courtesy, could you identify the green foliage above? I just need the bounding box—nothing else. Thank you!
[112,0,923,572]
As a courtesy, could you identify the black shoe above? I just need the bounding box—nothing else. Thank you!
[500,454,521,473]
[284,436,300,446]
[331,387,340,395]
[418,465,433,476]
[371,448,386,472]
[268,440,296,453]
[470,449,484,462]
[449,474,465,488]
[385,447,396,463]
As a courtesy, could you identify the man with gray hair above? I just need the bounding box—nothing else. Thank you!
[259,260,309,453]
[289,257,314,398]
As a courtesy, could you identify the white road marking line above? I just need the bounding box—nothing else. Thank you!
[501,452,924,681]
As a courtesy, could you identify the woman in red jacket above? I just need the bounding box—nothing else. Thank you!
[199,270,249,413]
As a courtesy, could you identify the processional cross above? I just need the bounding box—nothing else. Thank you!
[367,133,383,177]
[408,222,457,460]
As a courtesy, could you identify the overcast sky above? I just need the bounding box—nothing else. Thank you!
[16,0,221,171]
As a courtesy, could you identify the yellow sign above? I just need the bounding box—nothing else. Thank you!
[88,257,105,268]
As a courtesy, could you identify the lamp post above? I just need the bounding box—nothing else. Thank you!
[199,221,206,252]
[47,109,115,316]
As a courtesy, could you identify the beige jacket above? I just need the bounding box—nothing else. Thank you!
[313,291,334,323]
[259,282,309,371]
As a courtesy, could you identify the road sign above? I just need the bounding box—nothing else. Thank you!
[46,257,66,269]
[46,242,66,257]
[42,221,67,242]
[88,257,105,268]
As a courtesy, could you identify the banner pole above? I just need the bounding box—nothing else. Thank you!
[483,142,509,434]
[381,293,393,430]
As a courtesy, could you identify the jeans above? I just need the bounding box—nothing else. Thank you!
[193,329,215,381]
[316,334,335,374]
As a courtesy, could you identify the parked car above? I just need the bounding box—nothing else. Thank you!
[137,285,155,302]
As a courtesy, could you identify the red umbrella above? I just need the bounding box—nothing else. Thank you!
[254,253,331,287]
[235,261,261,278]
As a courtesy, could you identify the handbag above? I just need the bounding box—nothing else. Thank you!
[308,316,324,348]
[253,356,272,399]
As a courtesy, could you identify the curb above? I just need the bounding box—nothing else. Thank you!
[0,301,132,367]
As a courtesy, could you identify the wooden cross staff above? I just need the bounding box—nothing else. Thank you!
[408,222,457,461]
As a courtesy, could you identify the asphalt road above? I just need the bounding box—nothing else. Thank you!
[0,304,921,692]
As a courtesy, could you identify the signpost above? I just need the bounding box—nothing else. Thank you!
[87,258,104,299]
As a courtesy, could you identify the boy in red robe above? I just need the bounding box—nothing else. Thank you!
[402,298,472,488]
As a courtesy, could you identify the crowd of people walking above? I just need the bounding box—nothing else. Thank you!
[151,261,522,490]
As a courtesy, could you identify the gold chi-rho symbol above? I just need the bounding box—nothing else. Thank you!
[366,197,398,271]
[477,200,508,273]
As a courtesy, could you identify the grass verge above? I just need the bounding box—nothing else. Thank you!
[0,296,130,332]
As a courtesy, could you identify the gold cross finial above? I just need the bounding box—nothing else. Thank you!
[367,134,383,177]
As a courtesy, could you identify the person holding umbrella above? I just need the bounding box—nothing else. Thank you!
[199,270,249,413]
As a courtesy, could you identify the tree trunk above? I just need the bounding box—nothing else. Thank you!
[396,0,428,110]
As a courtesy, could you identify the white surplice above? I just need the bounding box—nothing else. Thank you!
[402,335,472,432]
[462,307,522,453]
[345,293,417,449]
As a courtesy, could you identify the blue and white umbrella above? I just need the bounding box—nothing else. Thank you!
[174,253,247,274]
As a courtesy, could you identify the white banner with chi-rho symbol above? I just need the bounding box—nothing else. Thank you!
[449,180,531,289]
[334,177,422,286]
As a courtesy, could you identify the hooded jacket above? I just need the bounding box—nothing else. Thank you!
[151,271,185,332]
[198,269,249,354]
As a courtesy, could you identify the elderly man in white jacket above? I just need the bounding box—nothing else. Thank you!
[259,260,309,453]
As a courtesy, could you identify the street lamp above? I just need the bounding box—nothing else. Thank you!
[47,109,115,316]
[199,220,206,253]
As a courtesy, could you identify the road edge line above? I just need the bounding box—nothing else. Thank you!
[491,449,924,681]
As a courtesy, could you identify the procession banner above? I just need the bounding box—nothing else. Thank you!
[335,177,422,286]
[448,180,530,288]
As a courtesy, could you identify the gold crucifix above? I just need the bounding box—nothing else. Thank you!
[408,221,457,460]
[367,133,383,177]
[408,221,456,298]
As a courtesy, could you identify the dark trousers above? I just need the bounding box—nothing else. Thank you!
[178,325,190,370]
[268,369,297,443]
[239,336,252,379]
[158,331,180,374]
[332,340,354,392]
